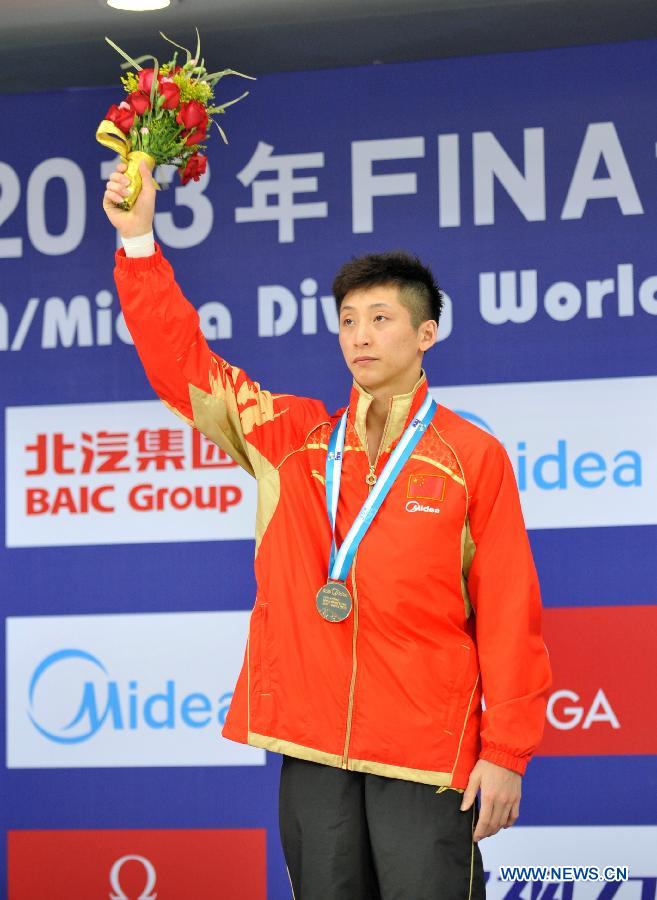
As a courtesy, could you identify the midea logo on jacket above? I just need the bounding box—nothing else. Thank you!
[28,649,233,745]
[454,410,642,490]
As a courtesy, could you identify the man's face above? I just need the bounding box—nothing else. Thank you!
[338,283,436,395]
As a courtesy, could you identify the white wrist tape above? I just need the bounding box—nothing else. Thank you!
[121,230,155,258]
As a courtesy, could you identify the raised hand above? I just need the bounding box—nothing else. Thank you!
[102,159,157,238]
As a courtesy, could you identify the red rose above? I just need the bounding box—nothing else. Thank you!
[176,99,208,132]
[105,101,135,135]
[159,79,181,110]
[180,153,207,185]
[177,100,209,146]
[137,67,156,94]
[127,90,150,115]
[184,127,207,146]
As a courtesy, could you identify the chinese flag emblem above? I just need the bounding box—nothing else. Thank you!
[407,473,446,502]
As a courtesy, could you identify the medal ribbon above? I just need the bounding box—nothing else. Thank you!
[325,392,437,582]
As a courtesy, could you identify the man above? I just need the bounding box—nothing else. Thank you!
[104,160,552,900]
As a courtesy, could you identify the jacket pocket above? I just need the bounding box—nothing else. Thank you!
[250,601,270,694]
[442,642,473,735]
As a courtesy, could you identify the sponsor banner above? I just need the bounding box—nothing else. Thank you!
[6,377,655,545]
[430,376,655,529]
[5,400,257,548]
[480,826,656,900]
[7,828,266,900]
[6,611,264,769]
[538,605,657,756]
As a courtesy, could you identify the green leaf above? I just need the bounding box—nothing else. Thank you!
[205,67,256,84]
[194,26,200,64]
[159,31,191,64]
[211,119,229,144]
[150,58,159,107]
[105,36,144,72]
[215,90,250,111]
[130,53,158,66]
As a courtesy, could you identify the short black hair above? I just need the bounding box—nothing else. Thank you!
[332,250,444,329]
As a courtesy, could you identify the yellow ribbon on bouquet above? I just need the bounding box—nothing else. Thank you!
[96,120,161,211]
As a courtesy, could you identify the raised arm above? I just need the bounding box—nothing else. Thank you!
[104,160,326,476]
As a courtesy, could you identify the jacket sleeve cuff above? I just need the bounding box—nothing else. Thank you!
[114,241,165,272]
[479,746,530,775]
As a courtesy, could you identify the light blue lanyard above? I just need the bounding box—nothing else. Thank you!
[325,393,437,582]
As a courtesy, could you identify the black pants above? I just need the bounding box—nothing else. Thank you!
[279,755,486,900]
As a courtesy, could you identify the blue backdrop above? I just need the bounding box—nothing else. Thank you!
[1,34,656,898]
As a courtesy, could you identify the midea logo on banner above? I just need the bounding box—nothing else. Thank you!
[454,410,642,490]
[28,648,233,744]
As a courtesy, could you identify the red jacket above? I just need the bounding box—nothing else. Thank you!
[114,244,552,789]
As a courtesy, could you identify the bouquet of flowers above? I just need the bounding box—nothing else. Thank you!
[97,29,254,210]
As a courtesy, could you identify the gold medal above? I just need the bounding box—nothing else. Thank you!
[316,581,353,623]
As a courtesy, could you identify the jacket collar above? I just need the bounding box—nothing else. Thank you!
[348,369,429,453]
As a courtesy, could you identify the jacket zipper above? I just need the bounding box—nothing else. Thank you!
[364,398,393,486]
[342,398,393,767]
